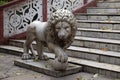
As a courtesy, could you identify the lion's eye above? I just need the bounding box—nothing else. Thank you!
[65,26,70,31]
[65,27,69,29]
[56,27,60,30]
[56,27,60,31]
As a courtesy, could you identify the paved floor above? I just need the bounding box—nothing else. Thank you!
[0,52,119,80]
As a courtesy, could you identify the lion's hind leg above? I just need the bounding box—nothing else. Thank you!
[29,44,38,59]
[22,27,36,60]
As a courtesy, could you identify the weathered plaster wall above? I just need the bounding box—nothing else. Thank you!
[3,0,43,37]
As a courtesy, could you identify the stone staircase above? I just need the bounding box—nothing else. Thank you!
[0,0,120,79]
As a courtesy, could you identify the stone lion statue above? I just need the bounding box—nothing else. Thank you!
[22,9,77,70]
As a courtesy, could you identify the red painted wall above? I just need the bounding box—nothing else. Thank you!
[0,8,4,44]
[42,0,47,22]
[0,0,26,44]
[73,0,97,13]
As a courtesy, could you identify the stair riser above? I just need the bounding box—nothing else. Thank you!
[9,41,50,53]
[97,2,120,8]
[76,15,120,21]
[72,40,120,52]
[0,48,22,56]
[67,50,120,65]
[83,66,120,78]
[99,0,120,1]
[76,30,120,40]
[87,8,120,13]
[9,41,24,48]
[78,22,120,30]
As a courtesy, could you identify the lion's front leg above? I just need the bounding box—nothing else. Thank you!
[56,51,68,63]
[48,43,68,63]
[55,49,68,63]
[36,40,49,60]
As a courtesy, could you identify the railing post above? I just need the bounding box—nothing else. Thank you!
[0,8,4,44]
[42,0,47,22]
[84,0,87,4]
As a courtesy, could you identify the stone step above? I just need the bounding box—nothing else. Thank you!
[10,36,120,53]
[9,40,50,53]
[87,7,120,14]
[73,36,120,52]
[8,40,120,65]
[14,59,82,77]
[68,46,120,65]
[75,13,120,21]
[98,0,120,2]
[77,20,120,30]
[77,28,120,40]
[97,1,120,8]
[0,45,119,78]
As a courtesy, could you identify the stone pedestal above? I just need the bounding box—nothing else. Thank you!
[14,59,82,77]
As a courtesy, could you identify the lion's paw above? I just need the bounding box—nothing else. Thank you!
[39,54,49,60]
[58,53,68,63]
[22,53,31,60]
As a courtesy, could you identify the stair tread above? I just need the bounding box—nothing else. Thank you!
[14,36,120,45]
[75,36,120,44]
[0,45,120,72]
[77,20,120,24]
[69,57,120,73]
[88,7,120,9]
[78,28,120,33]
[98,1,120,3]
[10,39,36,44]
[11,37,120,47]
[9,39,120,58]
[0,45,24,52]
[69,46,120,58]
[75,13,120,16]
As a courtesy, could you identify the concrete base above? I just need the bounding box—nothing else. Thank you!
[14,59,82,77]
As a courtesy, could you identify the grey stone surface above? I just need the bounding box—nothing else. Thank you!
[97,2,120,8]
[89,16,108,21]
[0,52,116,80]
[113,24,120,30]
[66,50,99,61]
[77,20,120,30]
[78,29,120,40]
[75,15,87,20]
[73,36,120,52]
[76,13,120,21]
[87,8,120,14]
[14,59,82,77]
[77,22,91,28]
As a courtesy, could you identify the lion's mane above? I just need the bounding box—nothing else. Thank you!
[47,9,77,49]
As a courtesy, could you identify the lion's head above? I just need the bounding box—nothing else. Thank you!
[47,9,77,49]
